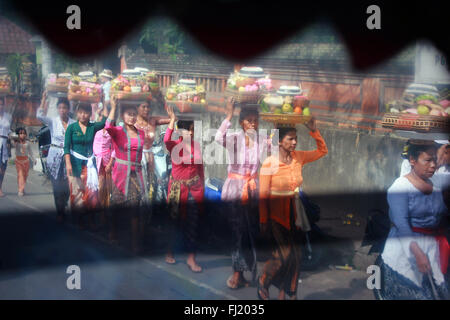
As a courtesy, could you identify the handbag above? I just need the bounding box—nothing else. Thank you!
[6,138,11,158]
[293,192,311,232]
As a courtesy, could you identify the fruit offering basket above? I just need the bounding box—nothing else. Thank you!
[137,69,160,93]
[166,100,208,114]
[146,72,160,94]
[260,93,310,113]
[68,73,102,103]
[165,80,207,113]
[110,72,153,103]
[225,88,262,104]
[260,113,312,126]
[381,113,450,133]
[46,73,71,94]
[225,66,272,104]
[0,69,11,95]
[383,88,450,133]
[260,112,312,126]
[259,90,312,126]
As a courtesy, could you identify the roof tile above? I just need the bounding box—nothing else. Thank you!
[0,15,35,55]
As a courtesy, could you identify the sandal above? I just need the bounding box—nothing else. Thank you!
[257,276,269,300]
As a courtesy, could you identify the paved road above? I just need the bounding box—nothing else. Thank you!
[0,156,375,300]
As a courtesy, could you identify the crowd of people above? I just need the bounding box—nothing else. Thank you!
[0,71,449,299]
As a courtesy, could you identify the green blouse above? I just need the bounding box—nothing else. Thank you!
[63,117,106,177]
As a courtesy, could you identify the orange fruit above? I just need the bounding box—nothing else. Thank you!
[294,107,302,114]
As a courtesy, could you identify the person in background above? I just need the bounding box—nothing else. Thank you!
[134,101,170,203]
[400,140,412,177]
[10,127,36,196]
[400,140,450,191]
[379,141,449,299]
[37,91,75,221]
[215,97,271,289]
[93,126,115,229]
[64,102,108,229]
[104,96,146,252]
[0,97,11,197]
[99,69,113,111]
[258,118,328,300]
[434,141,450,194]
[164,106,204,273]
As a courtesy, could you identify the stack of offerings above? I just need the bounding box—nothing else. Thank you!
[110,68,153,104]
[132,68,160,93]
[46,73,71,96]
[0,67,11,95]
[68,71,102,103]
[143,70,160,94]
[225,66,273,105]
[260,85,312,126]
[165,79,207,113]
[382,83,450,133]
[21,62,34,96]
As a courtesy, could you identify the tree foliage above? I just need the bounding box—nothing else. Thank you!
[139,18,185,59]
[52,52,81,74]
[6,53,28,94]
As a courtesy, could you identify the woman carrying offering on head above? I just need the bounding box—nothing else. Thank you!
[134,100,170,203]
[64,102,108,229]
[164,106,204,273]
[37,91,75,221]
[215,97,271,289]
[93,125,115,228]
[258,118,328,300]
[104,96,146,253]
[378,141,449,299]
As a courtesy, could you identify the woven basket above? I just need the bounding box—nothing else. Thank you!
[112,91,152,101]
[68,92,101,103]
[381,113,450,133]
[260,113,312,125]
[146,76,158,83]
[47,84,68,92]
[225,88,261,104]
[166,100,208,113]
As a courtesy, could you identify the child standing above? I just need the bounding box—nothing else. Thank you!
[12,127,36,196]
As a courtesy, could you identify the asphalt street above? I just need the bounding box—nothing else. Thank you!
[0,145,375,300]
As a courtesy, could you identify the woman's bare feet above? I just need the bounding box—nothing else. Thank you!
[257,276,269,300]
[227,272,250,289]
[165,253,176,264]
[278,290,286,300]
[187,253,202,273]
